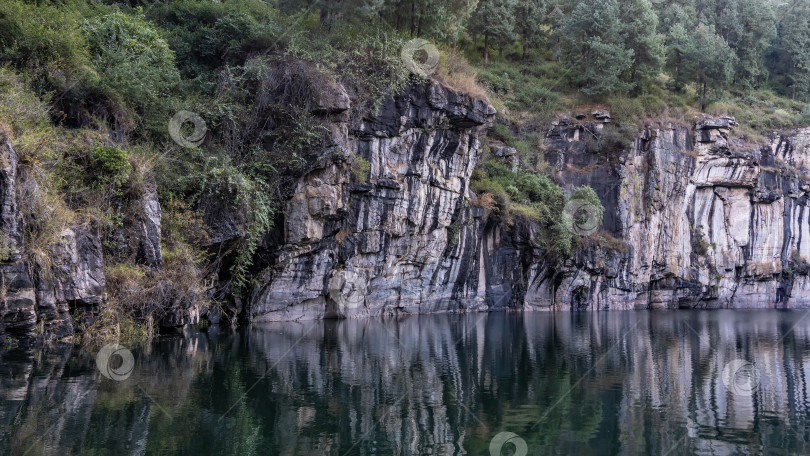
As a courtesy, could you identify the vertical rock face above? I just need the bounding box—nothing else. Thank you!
[250,81,496,320]
[253,80,810,318]
[0,136,106,343]
[532,116,810,310]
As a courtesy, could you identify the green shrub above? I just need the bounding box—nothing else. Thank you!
[470,159,602,262]
[585,124,636,157]
[83,11,180,132]
[92,145,131,187]
[803,104,810,124]
[489,123,515,145]
[351,155,370,183]
[0,0,92,76]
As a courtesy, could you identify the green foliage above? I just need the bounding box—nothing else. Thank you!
[562,0,634,95]
[0,0,92,76]
[351,155,371,183]
[148,0,285,82]
[92,146,131,188]
[83,11,180,132]
[468,0,518,64]
[570,185,604,221]
[515,0,548,58]
[474,60,560,119]
[471,159,603,261]
[619,0,664,89]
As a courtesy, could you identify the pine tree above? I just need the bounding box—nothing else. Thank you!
[665,23,694,92]
[619,0,664,88]
[727,0,776,87]
[514,0,547,60]
[562,0,634,95]
[468,0,517,65]
[690,24,736,110]
[777,0,810,100]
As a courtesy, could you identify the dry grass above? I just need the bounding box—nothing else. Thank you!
[470,192,499,217]
[435,49,490,102]
[590,229,628,254]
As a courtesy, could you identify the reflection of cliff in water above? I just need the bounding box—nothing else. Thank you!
[1,311,810,455]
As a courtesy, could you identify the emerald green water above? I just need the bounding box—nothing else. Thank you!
[2,310,810,455]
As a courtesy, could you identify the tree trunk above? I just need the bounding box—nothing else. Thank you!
[793,62,798,101]
[410,0,415,36]
[484,33,489,65]
[674,50,680,90]
[700,80,707,111]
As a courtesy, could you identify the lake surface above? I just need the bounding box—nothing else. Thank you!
[2,310,810,455]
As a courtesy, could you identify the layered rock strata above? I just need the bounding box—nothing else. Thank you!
[251,80,810,317]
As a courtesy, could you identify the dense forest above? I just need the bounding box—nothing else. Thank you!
[1,0,809,342]
[289,0,810,103]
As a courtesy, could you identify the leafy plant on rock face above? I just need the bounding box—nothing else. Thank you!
[92,145,131,188]
[470,159,603,262]
[83,10,181,133]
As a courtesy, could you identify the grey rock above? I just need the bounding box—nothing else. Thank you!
[312,78,350,116]
[0,136,106,343]
[491,145,518,157]
[251,85,810,318]
[132,178,162,267]
[250,81,496,320]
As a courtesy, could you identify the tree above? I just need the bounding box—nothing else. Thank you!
[665,23,694,92]
[726,0,776,87]
[776,0,810,100]
[689,24,736,110]
[619,0,664,88]
[514,0,547,60]
[468,0,517,65]
[562,0,634,95]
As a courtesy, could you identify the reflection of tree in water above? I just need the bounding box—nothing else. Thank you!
[6,312,810,455]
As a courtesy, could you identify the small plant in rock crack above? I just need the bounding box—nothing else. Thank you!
[692,227,710,256]
[790,250,810,275]
[351,155,370,184]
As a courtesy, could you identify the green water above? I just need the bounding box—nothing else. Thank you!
[2,310,810,455]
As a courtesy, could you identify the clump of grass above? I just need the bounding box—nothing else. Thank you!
[435,49,489,101]
[351,154,370,183]
[591,230,628,254]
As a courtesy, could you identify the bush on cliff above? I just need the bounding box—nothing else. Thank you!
[471,159,604,261]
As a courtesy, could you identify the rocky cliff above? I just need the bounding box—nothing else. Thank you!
[0,131,195,343]
[532,116,810,310]
[6,80,810,338]
[0,136,105,343]
[250,80,810,318]
[250,81,496,320]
